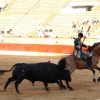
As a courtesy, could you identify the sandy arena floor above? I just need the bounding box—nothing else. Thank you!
[0,54,100,100]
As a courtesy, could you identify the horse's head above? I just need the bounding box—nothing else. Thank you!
[91,42,100,48]
[58,57,66,69]
[91,42,100,56]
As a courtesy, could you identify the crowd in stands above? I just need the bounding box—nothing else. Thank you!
[36,23,57,38]
[72,17,99,29]
[71,17,99,38]
[0,26,12,42]
[82,17,99,25]
[72,21,83,34]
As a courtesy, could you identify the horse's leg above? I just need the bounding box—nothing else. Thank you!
[97,69,100,82]
[94,65,100,82]
[89,68,96,82]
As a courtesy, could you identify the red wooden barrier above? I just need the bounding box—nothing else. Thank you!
[0,43,99,58]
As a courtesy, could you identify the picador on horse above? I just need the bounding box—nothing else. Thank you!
[73,33,92,69]
[58,32,100,82]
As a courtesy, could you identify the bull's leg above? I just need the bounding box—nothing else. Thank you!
[59,80,66,89]
[66,81,73,90]
[56,80,62,90]
[43,82,50,91]
[4,77,16,91]
[14,78,24,94]
[32,81,35,86]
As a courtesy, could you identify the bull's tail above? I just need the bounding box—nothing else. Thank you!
[0,63,21,74]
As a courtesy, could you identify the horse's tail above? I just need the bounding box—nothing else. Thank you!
[0,63,20,74]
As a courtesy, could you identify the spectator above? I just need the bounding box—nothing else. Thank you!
[48,29,57,38]
[76,24,83,34]
[44,23,49,31]
[37,24,41,32]
[94,18,99,24]
[76,21,79,26]
[44,29,49,38]
[91,18,95,25]
[44,29,57,38]
[0,28,4,42]
[72,22,76,28]
[36,24,45,38]
[3,25,8,36]
[36,30,44,38]
[41,24,45,32]
[82,17,89,25]
[0,7,2,12]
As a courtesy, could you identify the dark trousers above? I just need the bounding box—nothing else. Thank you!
[86,56,92,68]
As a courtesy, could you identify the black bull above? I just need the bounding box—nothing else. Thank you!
[3,62,73,93]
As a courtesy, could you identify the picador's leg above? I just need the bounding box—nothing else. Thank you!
[86,56,92,69]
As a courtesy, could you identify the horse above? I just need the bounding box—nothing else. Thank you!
[58,42,100,82]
